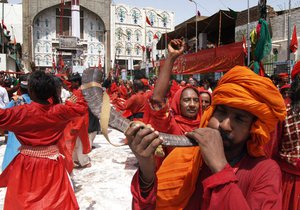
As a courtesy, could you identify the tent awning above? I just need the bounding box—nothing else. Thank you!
[156,10,237,49]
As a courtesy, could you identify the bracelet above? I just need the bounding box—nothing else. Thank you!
[149,96,167,111]
[139,173,154,190]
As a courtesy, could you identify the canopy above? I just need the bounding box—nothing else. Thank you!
[157,10,237,49]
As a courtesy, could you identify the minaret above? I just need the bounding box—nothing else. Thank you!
[71,0,80,39]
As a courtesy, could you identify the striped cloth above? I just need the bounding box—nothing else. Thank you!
[19,145,63,160]
[280,104,300,167]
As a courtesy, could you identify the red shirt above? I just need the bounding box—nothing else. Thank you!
[131,156,282,210]
[116,92,147,115]
[0,93,87,210]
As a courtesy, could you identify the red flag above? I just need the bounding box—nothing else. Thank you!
[242,35,247,55]
[153,33,158,39]
[290,25,298,53]
[146,16,152,27]
[13,36,16,45]
[141,45,146,52]
[59,56,64,71]
[197,10,201,17]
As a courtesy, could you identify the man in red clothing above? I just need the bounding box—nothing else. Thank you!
[272,61,300,210]
[125,39,287,210]
[0,71,87,209]
[114,79,147,121]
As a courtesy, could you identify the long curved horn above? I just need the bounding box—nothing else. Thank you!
[81,68,197,147]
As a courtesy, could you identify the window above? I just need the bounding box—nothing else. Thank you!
[147,31,153,43]
[90,22,93,30]
[126,44,132,55]
[37,45,40,53]
[46,31,49,40]
[126,47,131,55]
[116,28,123,40]
[136,47,140,55]
[55,8,84,38]
[126,30,132,41]
[37,31,40,39]
[116,43,123,56]
[116,47,121,55]
[98,22,101,31]
[91,46,94,54]
[162,16,168,28]
[132,10,140,24]
[37,57,40,65]
[46,45,49,53]
[149,12,155,26]
[46,57,49,65]
[45,19,49,27]
[118,8,126,23]
[135,30,141,42]
[36,18,40,26]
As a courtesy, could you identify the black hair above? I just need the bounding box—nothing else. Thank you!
[290,75,300,111]
[133,79,144,93]
[28,71,60,104]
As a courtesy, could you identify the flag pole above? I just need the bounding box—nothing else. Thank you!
[287,0,291,62]
[2,0,4,53]
[189,0,198,52]
[247,0,250,66]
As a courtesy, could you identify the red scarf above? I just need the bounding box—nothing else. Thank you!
[170,87,202,134]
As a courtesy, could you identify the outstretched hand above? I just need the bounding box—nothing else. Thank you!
[168,39,185,60]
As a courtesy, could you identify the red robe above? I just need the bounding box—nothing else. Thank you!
[60,89,90,173]
[0,94,87,210]
[115,92,147,121]
[267,101,300,210]
[146,87,202,166]
[131,156,282,210]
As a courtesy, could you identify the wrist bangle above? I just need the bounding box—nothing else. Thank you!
[139,173,154,189]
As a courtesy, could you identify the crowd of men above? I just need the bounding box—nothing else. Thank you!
[0,38,299,209]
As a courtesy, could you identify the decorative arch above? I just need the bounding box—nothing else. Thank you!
[134,44,141,56]
[134,29,142,42]
[161,12,170,28]
[126,29,132,41]
[125,43,132,56]
[116,6,128,23]
[116,42,124,56]
[147,11,157,27]
[116,28,124,41]
[147,31,154,43]
[130,8,141,25]
[45,55,51,66]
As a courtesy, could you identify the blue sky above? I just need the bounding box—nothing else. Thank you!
[8,0,299,25]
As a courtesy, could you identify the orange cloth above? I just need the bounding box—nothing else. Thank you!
[156,66,287,210]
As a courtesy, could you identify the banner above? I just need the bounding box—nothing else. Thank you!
[160,42,245,75]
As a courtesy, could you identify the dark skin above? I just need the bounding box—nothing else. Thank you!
[152,39,185,104]
[180,88,200,120]
[200,92,211,111]
[125,105,255,184]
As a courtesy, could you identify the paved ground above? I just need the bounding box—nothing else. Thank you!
[0,128,138,210]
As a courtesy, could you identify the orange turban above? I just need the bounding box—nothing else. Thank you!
[156,66,287,210]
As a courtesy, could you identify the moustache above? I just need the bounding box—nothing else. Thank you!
[219,128,232,142]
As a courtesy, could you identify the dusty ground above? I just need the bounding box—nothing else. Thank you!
[0,128,138,210]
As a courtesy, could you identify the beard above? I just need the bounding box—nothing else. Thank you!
[219,128,234,151]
